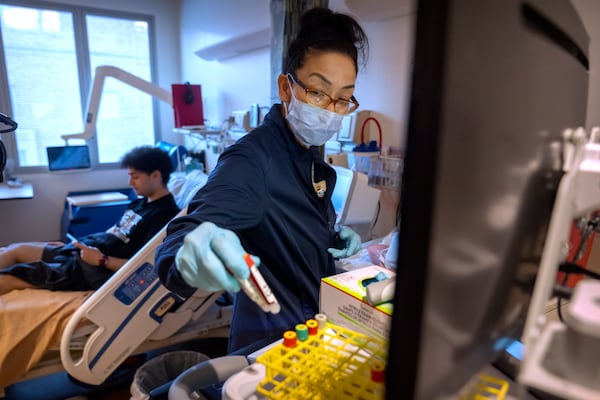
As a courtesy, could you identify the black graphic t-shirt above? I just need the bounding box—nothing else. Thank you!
[82,193,179,259]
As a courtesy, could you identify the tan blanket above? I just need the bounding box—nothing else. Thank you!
[0,288,92,389]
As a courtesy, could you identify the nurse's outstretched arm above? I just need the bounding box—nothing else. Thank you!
[175,221,280,314]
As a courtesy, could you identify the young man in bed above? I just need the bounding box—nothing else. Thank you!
[0,146,180,295]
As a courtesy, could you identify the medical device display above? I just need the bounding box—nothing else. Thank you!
[385,0,589,398]
[331,165,380,239]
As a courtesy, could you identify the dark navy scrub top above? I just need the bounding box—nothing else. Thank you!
[155,104,339,352]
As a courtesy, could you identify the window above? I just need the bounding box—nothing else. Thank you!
[0,2,157,169]
[87,15,155,164]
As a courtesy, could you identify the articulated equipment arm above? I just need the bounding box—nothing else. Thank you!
[62,65,172,141]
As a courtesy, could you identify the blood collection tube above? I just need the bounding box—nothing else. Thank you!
[370,359,386,383]
[283,330,297,348]
[295,323,309,341]
[315,313,327,330]
[305,319,318,336]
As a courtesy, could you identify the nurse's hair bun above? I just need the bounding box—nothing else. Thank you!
[284,7,369,74]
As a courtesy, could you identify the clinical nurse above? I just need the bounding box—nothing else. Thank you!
[155,6,369,352]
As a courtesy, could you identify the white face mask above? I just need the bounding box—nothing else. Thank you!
[285,90,344,147]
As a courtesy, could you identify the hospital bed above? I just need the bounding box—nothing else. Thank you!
[0,169,231,397]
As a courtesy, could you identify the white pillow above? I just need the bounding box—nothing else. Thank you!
[168,170,209,209]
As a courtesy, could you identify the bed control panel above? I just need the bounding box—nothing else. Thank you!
[114,262,157,305]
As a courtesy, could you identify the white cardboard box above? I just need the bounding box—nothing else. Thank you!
[319,265,394,343]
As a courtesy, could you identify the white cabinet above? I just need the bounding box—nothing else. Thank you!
[344,0,415,21]
[195,28,271,61]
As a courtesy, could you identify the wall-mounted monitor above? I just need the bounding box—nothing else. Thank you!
[46,145,91,172]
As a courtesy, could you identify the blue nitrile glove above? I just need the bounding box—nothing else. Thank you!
[328,226,362,259]
[175,221,257,293]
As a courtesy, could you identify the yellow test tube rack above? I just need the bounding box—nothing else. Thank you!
[255,317,388,399]
[254,317,510,400]
[459,373,509,400]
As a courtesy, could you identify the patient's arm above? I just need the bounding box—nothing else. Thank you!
[98,255,128,272]
[72,241,127,272]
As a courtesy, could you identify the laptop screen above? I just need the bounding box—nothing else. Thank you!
[46,145,91,172]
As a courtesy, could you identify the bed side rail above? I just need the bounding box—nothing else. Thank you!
[60,212,217,385]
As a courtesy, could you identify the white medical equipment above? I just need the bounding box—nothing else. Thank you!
[519,127,600,400]
[336,110,372,144]
[331,165,381,240]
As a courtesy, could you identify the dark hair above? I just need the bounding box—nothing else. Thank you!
[284,7,369,75]
[120,146,174,185]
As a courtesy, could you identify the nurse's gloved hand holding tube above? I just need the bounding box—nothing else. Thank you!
[328,226,362,259]
[175,221,254,293]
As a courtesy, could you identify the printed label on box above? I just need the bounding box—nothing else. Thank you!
[320,265,394,342]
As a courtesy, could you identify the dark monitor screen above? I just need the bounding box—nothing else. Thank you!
[47,145,91,172]
[385,0,588,399]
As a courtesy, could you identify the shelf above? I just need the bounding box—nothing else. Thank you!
[195,28,271,61]
[0,182,34,200]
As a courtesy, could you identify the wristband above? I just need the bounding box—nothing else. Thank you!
[98,254,109,268]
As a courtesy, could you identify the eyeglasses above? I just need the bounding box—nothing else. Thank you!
[287,73,359,115]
